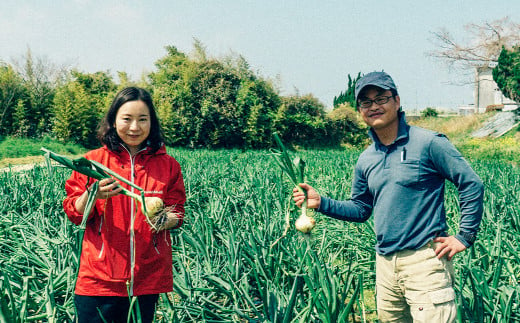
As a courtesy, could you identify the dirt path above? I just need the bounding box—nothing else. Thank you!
[0,163,40,173]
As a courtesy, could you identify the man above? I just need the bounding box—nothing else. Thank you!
[293,71,484,322]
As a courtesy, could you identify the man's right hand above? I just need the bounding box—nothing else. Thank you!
[293,183,321,209]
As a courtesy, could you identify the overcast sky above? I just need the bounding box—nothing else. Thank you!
[1,0,519,110]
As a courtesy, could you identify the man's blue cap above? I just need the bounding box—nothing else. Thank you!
[355,71,398,102]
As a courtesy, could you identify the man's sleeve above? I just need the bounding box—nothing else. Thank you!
[430,134,485,247]
[317,163,373,223]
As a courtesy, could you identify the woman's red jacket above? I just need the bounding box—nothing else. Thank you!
[63,145,186,296]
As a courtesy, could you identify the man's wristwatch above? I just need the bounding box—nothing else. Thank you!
[458,231,477,245]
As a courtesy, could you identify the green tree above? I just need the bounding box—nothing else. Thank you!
[150,44,280,148]
[53,81,101,147]
[0,63,26,137]
[13,99,31,137]
[326,104,368,147]
[421,107,439,118]
[274,94,328,147]
[333,72,361,108]
[493,46,520,103]
[71,70,117,114]
[150,46,194,146]
[14,49,66,137]
[239,78,280,148]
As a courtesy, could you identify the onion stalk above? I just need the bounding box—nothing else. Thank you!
[271,133,316,234]
[41,147,163,229]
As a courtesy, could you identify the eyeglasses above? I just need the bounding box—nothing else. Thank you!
[358,95,394,109]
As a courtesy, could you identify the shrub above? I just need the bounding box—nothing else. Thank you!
[421,107,439,118]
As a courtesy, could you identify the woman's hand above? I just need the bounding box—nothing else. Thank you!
[94,178,123,200]
[151,211,182,232]
[75,178,123,214]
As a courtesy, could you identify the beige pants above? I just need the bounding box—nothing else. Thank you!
[376,241,457,323]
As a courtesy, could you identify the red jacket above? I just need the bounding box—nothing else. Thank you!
[63,144,185,296]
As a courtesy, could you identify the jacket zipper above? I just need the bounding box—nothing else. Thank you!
[122,144,147,297]
[98,216,104,258]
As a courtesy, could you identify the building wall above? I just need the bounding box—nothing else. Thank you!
[475,66,497,113]
[475,65,518,113]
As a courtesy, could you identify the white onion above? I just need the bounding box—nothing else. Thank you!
[295,214,316,233]
[143,197,164,218]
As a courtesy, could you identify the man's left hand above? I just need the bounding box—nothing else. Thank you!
[433,236,467,261]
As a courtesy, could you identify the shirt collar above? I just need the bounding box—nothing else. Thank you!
[368,111,410,149]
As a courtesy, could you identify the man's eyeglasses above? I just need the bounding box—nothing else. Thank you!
[358,95,394,109]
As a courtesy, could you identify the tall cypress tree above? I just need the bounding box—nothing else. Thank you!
[333,72,361,109]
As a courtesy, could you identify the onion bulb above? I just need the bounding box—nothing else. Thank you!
[295,213,316,233]
[143,197,164,218]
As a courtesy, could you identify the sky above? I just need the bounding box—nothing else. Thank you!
[1,0,519,111]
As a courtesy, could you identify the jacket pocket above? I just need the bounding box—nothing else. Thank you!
[395,159,421,187]
[90,237,130,280]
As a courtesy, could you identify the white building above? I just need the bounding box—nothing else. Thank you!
[474,63,518,113]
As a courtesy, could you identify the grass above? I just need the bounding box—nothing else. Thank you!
[408,113,486,141]
[1,112,518,167]
[408,113,520,165]
[0,136,86,167]
[2,147,519,321]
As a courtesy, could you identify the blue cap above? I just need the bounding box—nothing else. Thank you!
[355,71,398,101]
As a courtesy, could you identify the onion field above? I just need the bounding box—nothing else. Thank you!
[1,148,519,322]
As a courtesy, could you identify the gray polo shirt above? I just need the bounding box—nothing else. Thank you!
[318,113,484,255]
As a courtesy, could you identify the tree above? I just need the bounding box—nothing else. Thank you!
[0,63,26,137]
[333,72,361,108]
[493,46,520,103]
[421,107,439,118]
[13,49,68,137]
[274,94,328,147]
[150,44,280,148]
[149,45,197,146]
[238,78,280,149]
[326,104,367,147]
[71,70,117,115]
[429,17,520,71]
[52,75,110,147]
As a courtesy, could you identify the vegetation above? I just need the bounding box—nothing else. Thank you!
[1,100,519,322]
[429,17,520,71]
[1,146,519,322]
[0,45,365,150]
[420,107,439,118]
[408,113,520,165]
[493,45,520,103]
[333,72,361,108]
[0,136,85,166]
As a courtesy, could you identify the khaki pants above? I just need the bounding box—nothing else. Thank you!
[376,241,457,322]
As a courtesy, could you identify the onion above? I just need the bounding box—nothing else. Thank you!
[295,213,316,233]
[143,197,164,218]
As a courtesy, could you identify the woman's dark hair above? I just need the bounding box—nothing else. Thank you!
[97,87,163,153]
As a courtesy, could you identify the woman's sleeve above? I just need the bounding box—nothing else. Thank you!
[163,159,186,229]
[63,170,97,225]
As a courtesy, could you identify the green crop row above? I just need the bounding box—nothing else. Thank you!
[0,148,518,322]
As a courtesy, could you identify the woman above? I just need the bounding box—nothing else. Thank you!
[63,87,186,322]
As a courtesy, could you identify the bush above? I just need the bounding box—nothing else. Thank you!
[421,107,439,118]
[274,94,328,147]
[327,104,368,147]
